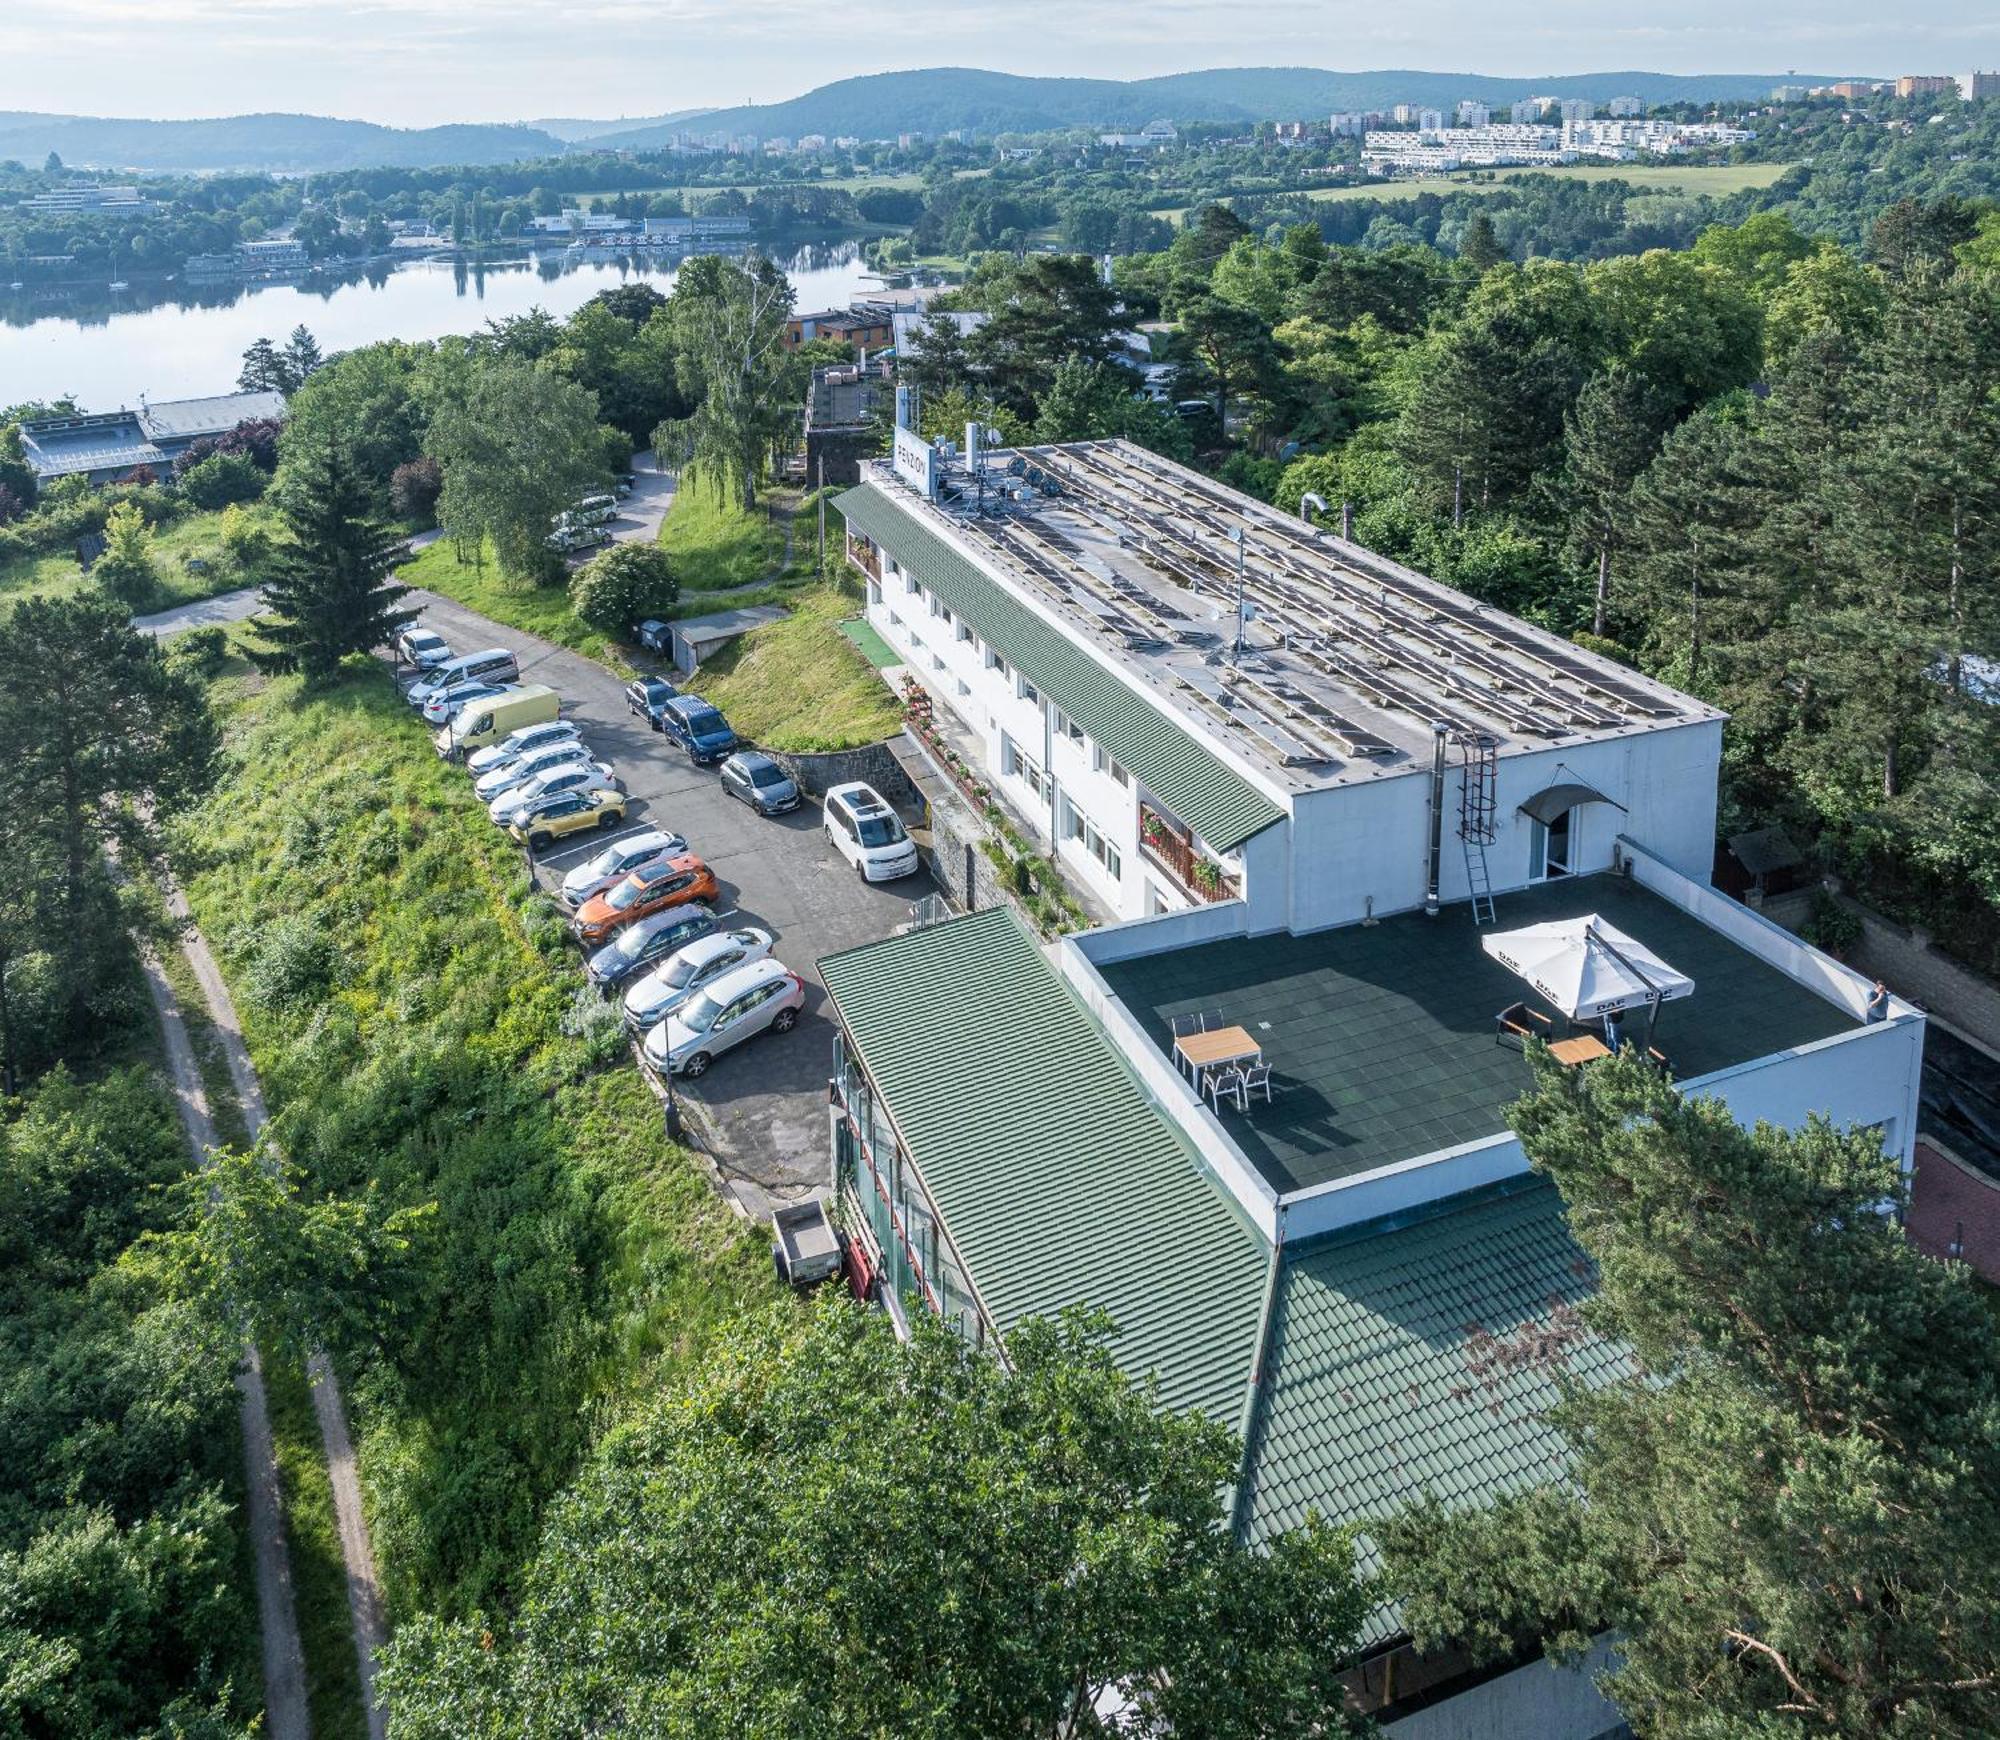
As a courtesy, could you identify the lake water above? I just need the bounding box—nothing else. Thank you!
[0,243,882,410]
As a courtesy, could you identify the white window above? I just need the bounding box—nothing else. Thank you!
[985,645,1012,682]
[956,679,970,698]
[1060,796,1123,883]
[867,579,882,607]
[1016,672,1039,705]
[887,609,902,628]
[1090,741,1128,785]
[956,621,974,643]
[1001,734,1048,803]
[930,594,950,623]
[905,571,920,596]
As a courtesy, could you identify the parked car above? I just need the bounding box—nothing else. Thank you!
[466,718,582,778]
[409,647,519,707]
[507,787,627,850]
[397,626,453,670]
[636,619,672,656]
[572,852,720,947]
[558,827,688,912]
[823,781,920,881]
[658,694,738,765]
[486,759,621,826]
[622,927,774,1034]
[626,675,679,728]
[422,679,516,727]
[547,524,611,555]
[584,904,719,994]
[472,738,594,803]
[642,958,805,1078]
[719,750,801,816]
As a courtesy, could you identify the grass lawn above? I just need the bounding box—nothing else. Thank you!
[0,502,278,609]
[1151,160,1788,220]
[398,537,635,671]
[262,1355,367,1740]
[695,585,904,752]
[174,649,779,1616]
[658,472,788,591]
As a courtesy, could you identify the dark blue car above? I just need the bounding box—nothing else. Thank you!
[660,694,738,766]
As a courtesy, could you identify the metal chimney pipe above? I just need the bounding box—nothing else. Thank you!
[1341,500,1354,541]
[1425,723,1449,918]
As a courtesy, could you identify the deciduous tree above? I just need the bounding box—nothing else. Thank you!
[379,1301,1371,1739]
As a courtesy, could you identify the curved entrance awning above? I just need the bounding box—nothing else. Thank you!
[1518,780,1623,826]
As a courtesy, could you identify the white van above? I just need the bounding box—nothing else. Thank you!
[435,683,559,759]
[408,646,519,707]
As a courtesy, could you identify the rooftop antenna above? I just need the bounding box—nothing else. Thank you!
[1228,526,1247,658]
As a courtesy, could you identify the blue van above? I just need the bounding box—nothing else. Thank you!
[659,694,738,766]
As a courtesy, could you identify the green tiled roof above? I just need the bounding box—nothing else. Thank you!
[836,482,1285,854]
[820,906,1271,1422]
[1238,1179,1627,1648]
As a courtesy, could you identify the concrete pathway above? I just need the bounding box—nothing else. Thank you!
[165,873,392,1740]
[135,939,309,1740]
[134,585,264,638]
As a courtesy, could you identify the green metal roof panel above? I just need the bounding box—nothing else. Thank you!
[836,483,1285,853]
[1237,1179,1628,1648]
[820,907,1271,1422]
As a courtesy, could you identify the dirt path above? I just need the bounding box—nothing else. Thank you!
[162,875,392,1740]
[136,941,310,1740]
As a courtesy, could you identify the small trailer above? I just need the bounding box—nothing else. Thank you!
[771,1197,843,1288]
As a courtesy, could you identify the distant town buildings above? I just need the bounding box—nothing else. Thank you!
[22,182,152,214]
[1455,100,1491,127]
[1097,120,1179,149]
[1363,114,1752,175]
[1895,75,1959,98]
[1328,111,1370,137]
[1607,95,1644,116]
[1958,70,2000,100]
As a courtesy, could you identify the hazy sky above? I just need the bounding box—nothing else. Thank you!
[9,0,2000,126]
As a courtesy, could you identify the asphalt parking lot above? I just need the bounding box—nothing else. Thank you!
[403,585,938,1217]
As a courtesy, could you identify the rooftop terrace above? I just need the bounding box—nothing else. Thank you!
[854,440,1714,793]
[1096,872,1859,1195]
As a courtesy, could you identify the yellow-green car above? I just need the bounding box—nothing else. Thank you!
[507,787,628,850]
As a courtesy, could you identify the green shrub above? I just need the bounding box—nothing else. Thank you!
[168,625,229,678]
[245,915,341,1012]
[1801,890,1863,957]
[568,541,679,637]
[178,452,267,511]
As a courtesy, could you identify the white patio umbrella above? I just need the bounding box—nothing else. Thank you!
[1482,914,1694,1046]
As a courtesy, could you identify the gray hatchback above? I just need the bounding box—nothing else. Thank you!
[719,750,800,816]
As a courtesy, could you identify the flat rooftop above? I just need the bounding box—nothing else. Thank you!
[1096,872,1859,1195]
[857,440,1716,794]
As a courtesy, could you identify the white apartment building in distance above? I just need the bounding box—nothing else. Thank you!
[1608,95,1644,116]
[1455,100,1491,126]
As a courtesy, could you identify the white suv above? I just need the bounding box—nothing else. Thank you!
[823,782,919,882]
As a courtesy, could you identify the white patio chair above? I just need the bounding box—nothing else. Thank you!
[1239,1061,1273,1105]
[1205,1065,1248,1113]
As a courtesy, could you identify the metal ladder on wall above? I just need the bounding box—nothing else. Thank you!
[1457,734,1500,925]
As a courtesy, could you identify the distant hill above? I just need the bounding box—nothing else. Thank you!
[590,64,1835,147]
[533,108,714,143]
[0,111,566,173]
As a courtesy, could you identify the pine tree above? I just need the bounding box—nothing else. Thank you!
[1561,366,1672,635]
[238,336,288,395]
[283,324,323,391]
[1458,212,1505,272]
[250,438,416,685]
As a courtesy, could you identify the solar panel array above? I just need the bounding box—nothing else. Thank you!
[1023,441,1687,744]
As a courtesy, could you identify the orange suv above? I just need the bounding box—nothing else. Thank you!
[572,852,721,947]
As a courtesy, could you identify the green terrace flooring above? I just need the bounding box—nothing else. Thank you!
[1236,1176,1626,1648]
[837,614,899,670]
[1096,873,1858,1195]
